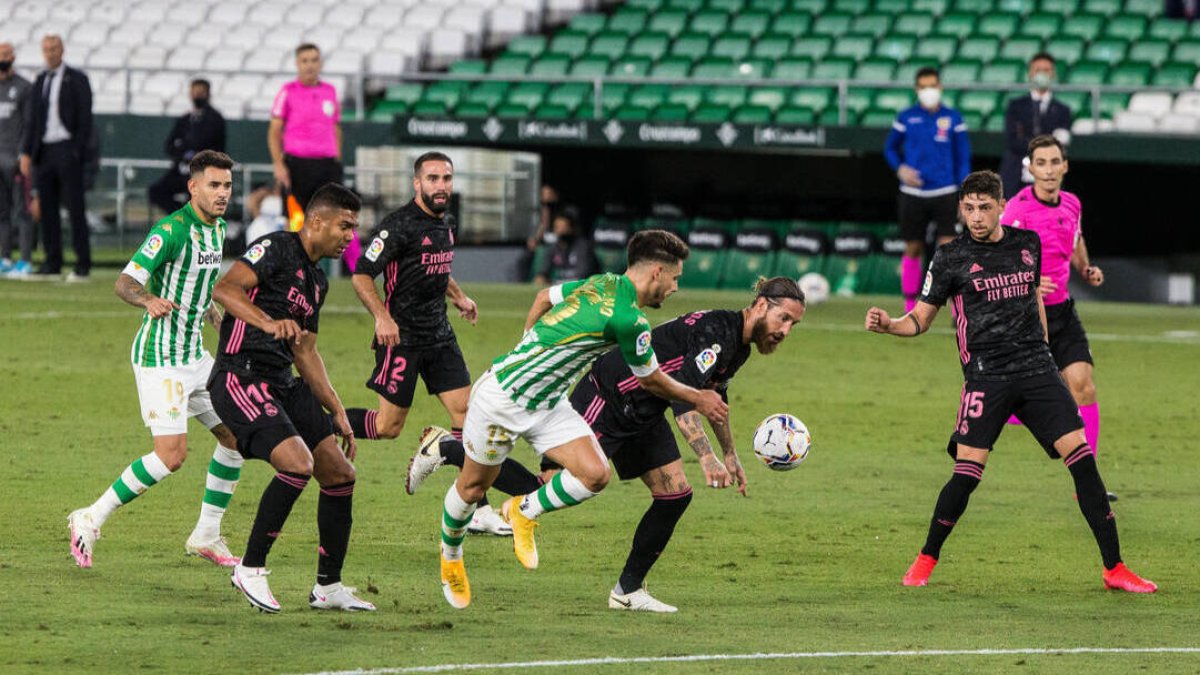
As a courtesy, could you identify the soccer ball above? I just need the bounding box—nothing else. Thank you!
[752,414,811,471]
[798,272,830,305]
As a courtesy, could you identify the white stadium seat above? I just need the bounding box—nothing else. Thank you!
[366,51,411,77]
[244,46,293,73]
[88,46,131,70]
[1114,111,1157,133]
[147,23,189,48]
[109,22,156,48]
[323,50,368,76]
[1173,91,1200,117]
[88,1,131,25]
[247,3,291,25]
[13,4,50,22]
[166,4,209,26]
[222,25,267,49]
[51,2,91,23]
[165,47,209,72]
[403,6,447,30]
[206,48,248,72]
[282,4,327,28]
[1127,92,1173,118]
[209,3,250,26]
[128,94,166,116]
[488,6,531,47]
[93,92,128,114]
[341,27,387,53]
[325,6,367,29]
[1157,113,1200,134]
[127,46,169,70]
[142,72,189,99]
[427,28,470,70]
[301,27,345,54]
[127,2,168,23]
[263,25,307,50]
[363,5,407,29]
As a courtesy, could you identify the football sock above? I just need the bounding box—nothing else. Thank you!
[1064,444,1121,569]
[91,451,173,527]
[492,460,542,497]
[316,481,355,585]
[439,431,465,466]
[901,254,923,310]
[1079,403,1100,454]
[345,409,379,440]
[519,470,597,519]
[193,444,243,539]
[616,488,693,595]
[440,484,476,561]
[242,471,309,568]
[920,459,984,560]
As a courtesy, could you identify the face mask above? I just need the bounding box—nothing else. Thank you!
[192,96,209,108]
[0,61,12,72]
[1031,72,1053,89]
[917,87,941,109]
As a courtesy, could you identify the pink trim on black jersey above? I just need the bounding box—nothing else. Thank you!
[952,294,970,366]
[582,395,606,425]
[374,345,393,386]
[617,355,685,394]
[225,372,261,421]
[225,288,258,354]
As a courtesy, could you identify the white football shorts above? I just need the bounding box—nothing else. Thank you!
[462,369,595,466]
[133,351,222,436]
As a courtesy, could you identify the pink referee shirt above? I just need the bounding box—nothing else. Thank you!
[1000,185,1082,306]
[271,80,340,159]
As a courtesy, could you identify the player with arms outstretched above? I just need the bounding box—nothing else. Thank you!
[865,170,1155,593]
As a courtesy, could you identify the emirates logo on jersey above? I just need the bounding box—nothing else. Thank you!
[1021,250,1034,266]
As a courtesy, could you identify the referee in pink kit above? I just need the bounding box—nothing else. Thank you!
[268,42,360,268]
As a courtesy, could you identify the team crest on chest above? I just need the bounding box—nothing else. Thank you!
[1021,249,1034,266]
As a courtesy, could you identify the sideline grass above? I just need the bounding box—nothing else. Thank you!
[1,275,1197,674]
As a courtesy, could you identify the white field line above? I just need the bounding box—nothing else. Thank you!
[295,646,1200,675]
[6,306,1199,346]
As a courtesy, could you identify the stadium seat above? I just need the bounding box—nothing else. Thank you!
[732,11,773,37]
[1083,0,1122,14]
[681,227,729,288]
[629,32,671,60]
[1148,17,1187,40]
[668,85,707,110]
[569,12,608,36]
[860,108,897,127]
[651,57,693,79]
[1085,39,1128,65]
[1105,14,1147,41]
[652,102,692,120]
[855,59,896,82]
[491,54,532,75]
[649,10,690,37]
[823,229,878,296]
[570,57,611,77]
[862,227,905,294]
[957,36,1000,61]
[1128,91,1173,117]
[875,37,916,63]
[832,34,877,61]
[1066,61,1109,85]
[936,13,977,38]
[693,103,734,122]
[610,8,650,33]
[589,31,628,60]
[892,12,936,37]
[1128,39,1171,67]
[851,13,893,38]
[941,60,982,85]
[958,90,1001,117]
[733,104,774,123]
[1153,61,1197,87]
[773,13,814,37]
[976,13,1020,39]
[748,87,789,110]
[548,30,590,58]
[721,228,779,290]
[712,34,755,60]
[1114,110,1156,132]
[812,58,855,80]
[791,37,834,61]
[530,54,571,76]
[812,13,855,37]
[915,34,959,62]
[1045,38,1085,65]
[592,219,632,273]
[1062,13,1106,40]
[1158,112,1200,133]
[1108,62,1152,86]
[505,84,548,110]
[775,105,817,124]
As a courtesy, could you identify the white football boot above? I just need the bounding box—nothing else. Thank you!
[67,509,100,568]
[309,582,377,611]
[231,564,280,613]
[467,504,513,536]
[185,534,241,567]
[406,426,449,495]
[608,587,678,613]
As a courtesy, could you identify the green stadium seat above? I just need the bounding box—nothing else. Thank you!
[1045,37,1085,65]
[791,0,829,12]
[733,59,772,78]
[862,228,904,294]
[941,59,982,84]
[548,31,590,58]
[1020,13,1062,39]
[732,11,773,37]
[892,12,936,37]
[650,57,694,78]
[570,13,608,36]
[875,0,910,11]
[874,88,911,111]
[708,85,749,106]
[959,90,1001,116]
[813,13,855,37]
[609,8,650,33]
[1052,90,1086,113]
[384,83,424,105]
[733,104,774,123]
[957,36,1000,61]
[791,86,835,111]
[671,32,711,59]
[833,0,872,12]
[772,12,814,36]
[1127,39,1171,66]
[772,227,828,279]
[913,0,951,12]
[611,56,652,76]
[712,34,754,60]
[1062,13,1106,40]
[529,54,571,76]
[824,229,878,296]
[570,56,611,77]
[1000,36,1043,61]
[860,107,897,127]
[707,0,746,11]
[547,83,591,109]
[533,104,572,120]
[1172,39,1200,63]
[600,83,631,111]
[1038,0,1078,13]
[996,0,1037,12]
[465,82,509,108]
[507,36,547,58]
[693,59,737,79]
[1105,14,1147,41]
[369,101,408,122]
[748,86,789,109]
[1085,39,1128,65]
[753,34,793,60]
[771,58,814,80]
[1082,0,1122,13]
[681,227,729,288]
[855,59,896,81]
[1152,61,1197,87]
[903,57,939,72]
[1095,92,1130,119]
[791,36,833,60]
[668,0,706,10]
[1108,61,1152,85]
[666,84,706,109]
[750,0,788,10]
[629,84,670,108]
[591,219,632,273]
[775,105,817,123]
[976,12,1021,39]
[411,100,449,116]
[627,0,664,8]
[936,13,977,38]
[649,10,690,37]
[985,113,1006,131]
[721,229,779,290]
[589,31,628,60]
[614,104,652,120]
[875,36,916,62]
[955,0,994,10]
[915,34,959,62]
[506,83,549,109]
[845,88,874,113]
[852,13,894,37]
[812,58,855,80]
[490,55,531,76]
[832,34,876,61]
[449,60,487,75]
[980,59,1024,83]
[690,10,732,35]
[628,32,671,60]
[422,81,469,107]
[652,102,692,121]
[1148,18,1187,40]
[495,100,530,117]
[1124,0,1162,16]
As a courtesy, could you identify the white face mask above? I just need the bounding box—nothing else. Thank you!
[917,87,942,109]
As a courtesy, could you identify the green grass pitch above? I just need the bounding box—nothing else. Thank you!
[1,275,1198,674]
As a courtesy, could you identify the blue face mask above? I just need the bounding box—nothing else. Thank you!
[1031,72,1053,89]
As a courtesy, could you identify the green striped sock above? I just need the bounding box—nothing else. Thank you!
[520,470,597,519]
[91,452,172,526]
[440,485,476,561]
[192,445,243,539]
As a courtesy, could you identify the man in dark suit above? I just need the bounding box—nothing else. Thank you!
[19,34,93,280]
[1000,52,1073,199]
[148,79,226,214]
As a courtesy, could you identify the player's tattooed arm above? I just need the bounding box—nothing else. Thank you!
[865,303,937,337]
[709,414,748,496]
[115,273,178,319]
[204,304,223,330]
[676,411,733,489]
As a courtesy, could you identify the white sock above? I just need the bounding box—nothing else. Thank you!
[91,451,172,526]
[193,444,243,539]
[440,485,477,561]
[519,470,597,519]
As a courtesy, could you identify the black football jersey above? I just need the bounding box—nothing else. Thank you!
[216,231,327,376]
[920,226,1058,381]
[354,200,458,349]
[585,309,751,429]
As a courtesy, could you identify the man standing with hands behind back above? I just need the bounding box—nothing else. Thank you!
[999,53,1072,199]
[0,41,34,278]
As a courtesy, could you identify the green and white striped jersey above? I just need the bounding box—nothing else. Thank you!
[123,203,225,367]
[493,273,658,410]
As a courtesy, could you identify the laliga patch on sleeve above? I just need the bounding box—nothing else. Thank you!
[244,243,266,265]
[141,234,164,259]
[365,237,385,262]
[922,271,933,297]
[635,330,652,356]
[695,348,718,373]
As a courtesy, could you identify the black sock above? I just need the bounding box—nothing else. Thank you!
[617,488,693,594]
[243,471,309,568]
[316,481,355,585]
[439,433,465,467]
[920,459,984,560]
[492,460,543,497]
[345,409,377,440]
[1064,444,1121,569]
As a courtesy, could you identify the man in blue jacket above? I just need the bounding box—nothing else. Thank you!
[884,67,971,312]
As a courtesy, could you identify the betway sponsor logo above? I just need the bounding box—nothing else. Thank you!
[196,250,222,266]
[594,228,628,245]
[688,231,726,248]
[638,124,702,144]
[786,233,824,254]
[881,238,906,255]
[519,121,588,140]
[753,126,826,147]
[833,235,873,255]
[407,118,468,139]
[735,232,774,251]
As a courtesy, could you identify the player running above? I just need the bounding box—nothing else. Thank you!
[865,170,1155,593]
[210,183,375,613]
[345,151,532,535]
[436,230,729,609]
[1000,135,1115,500]
[68,151,244,569]
[566,277,806,612]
